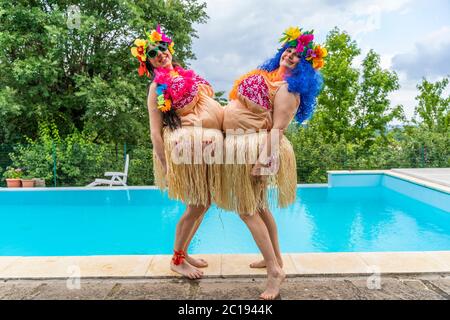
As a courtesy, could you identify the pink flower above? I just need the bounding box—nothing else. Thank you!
[296,42,304,53]
[156,24,172,43]
[299,33,314,46]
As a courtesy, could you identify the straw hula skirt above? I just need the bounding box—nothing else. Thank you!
[153,85,224,207]
[216,97,297,216]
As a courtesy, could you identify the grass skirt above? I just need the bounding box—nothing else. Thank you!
[154,126,223,207]
[216,132,297,215]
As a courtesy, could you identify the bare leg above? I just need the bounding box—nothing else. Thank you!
[170,204,208,279]
[250,208,283,269]
[240,213,285,300]
[183,206,209,268]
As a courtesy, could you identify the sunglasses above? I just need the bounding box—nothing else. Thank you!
[147,42,169,59]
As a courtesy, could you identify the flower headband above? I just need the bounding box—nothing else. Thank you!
[279,26,327,70]
[131,24,175,77]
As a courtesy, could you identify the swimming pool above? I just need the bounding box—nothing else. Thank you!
[0,173,449,256]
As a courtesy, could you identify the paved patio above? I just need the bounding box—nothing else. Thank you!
[391,168,450,188]
[1,274,449,300]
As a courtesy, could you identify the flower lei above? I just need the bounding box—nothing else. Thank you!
[279,26,327,70]
[130,24,175,77]
[153,66,197,113]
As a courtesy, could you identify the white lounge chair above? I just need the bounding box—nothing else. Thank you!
[87,154,129,187]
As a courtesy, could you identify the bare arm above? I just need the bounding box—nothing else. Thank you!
[272,84,299,132]
[147,82,167,173]
[253,85,299,175]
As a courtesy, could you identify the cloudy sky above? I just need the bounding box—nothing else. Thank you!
[188,0,450,122]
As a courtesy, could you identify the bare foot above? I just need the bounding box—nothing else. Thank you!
[185,255,208,268]
[170,260,203,279]
[259,268,285,300]
[250,258,283,269]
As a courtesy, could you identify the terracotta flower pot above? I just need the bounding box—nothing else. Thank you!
[21,179,35,188]
[6,179,22,188]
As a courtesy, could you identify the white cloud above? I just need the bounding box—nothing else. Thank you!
[392,26,450,80]
[190,0,413,94]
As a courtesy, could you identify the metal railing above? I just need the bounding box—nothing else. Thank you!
[0,142,448,187]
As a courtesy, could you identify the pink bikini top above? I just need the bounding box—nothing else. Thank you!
[154,66,210,110]
[229,70,285,111]
[170,74,210,109]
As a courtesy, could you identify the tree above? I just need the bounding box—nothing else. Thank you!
[312,28,404,147]
[353,49,404,143]
[0,0,208,146]
[313,27,361,140]
[213,90,228,106]
[414,77,450,133]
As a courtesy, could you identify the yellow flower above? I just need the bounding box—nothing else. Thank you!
[284,26,301,41]
[131,39,147,61]
[168,42,175,54]
[150,30,162,43]
[134,39,147,47]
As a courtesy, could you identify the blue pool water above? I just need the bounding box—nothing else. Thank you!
[0,175,449,256]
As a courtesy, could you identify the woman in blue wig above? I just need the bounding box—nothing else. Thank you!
[217,26,325,299]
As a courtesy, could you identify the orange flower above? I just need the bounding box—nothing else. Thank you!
[150,30,162,43]
[314,45,327,59]
[312,58,324,69]
[310,45,327,69]
[158,99,172,112]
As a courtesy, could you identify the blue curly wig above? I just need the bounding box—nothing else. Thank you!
[259,44,324,123]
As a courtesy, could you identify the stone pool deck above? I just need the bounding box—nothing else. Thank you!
[0,252,449,280]
[1,274,449,300]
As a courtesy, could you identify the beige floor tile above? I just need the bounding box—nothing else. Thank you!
[145,255,180,277]
[358,252,449,274]
[188,254,221,277]
[0,256,82,279]
[221,254,268,277]
[0,256,153,279]
[0,257,21,273]
[76,255,152,277]
[281,254,298,275]
[425,251,450,272]
[290,253,371,275]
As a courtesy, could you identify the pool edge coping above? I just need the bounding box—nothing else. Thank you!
[0,251,449,280]
[327,169,450,194]
[1,169,448,194]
